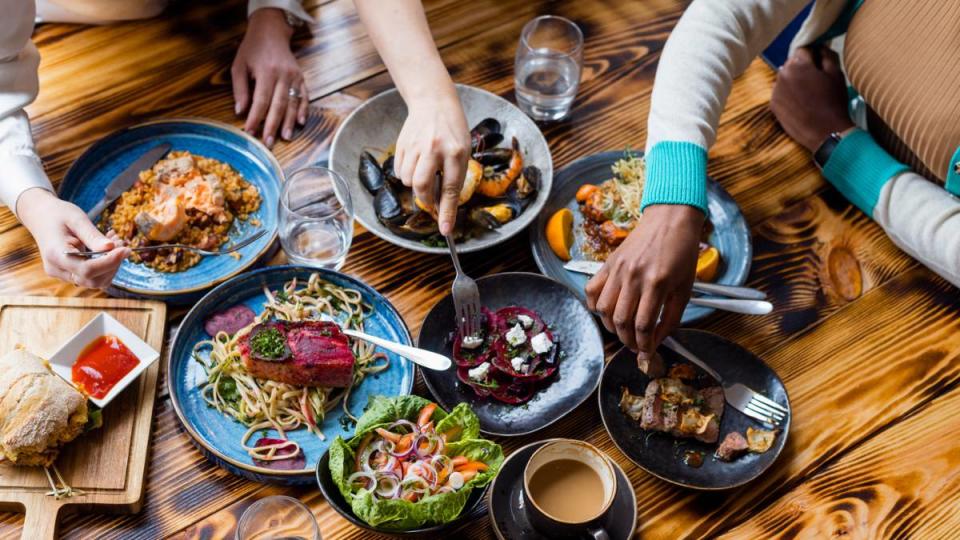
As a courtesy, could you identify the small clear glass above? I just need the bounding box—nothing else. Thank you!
[235,496,321,540]
[279,166,353,270]
[514,15,584,121]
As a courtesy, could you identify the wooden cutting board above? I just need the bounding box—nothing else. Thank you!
[0,296,166,540]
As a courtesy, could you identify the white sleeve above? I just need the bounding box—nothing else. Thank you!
[646,0,811,151]
[247,0,314,25]
[0,0,53,218]
[874,173,960,288]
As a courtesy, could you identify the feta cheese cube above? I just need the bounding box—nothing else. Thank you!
[531,332,553,355]
[505,324,527,346]
[461,334,483,349]
[517,314,534,329]
[467,361,491,382]
[510,356,526,372]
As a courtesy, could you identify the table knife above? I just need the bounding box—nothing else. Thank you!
[85,143,172,220]
[563,259,769,301]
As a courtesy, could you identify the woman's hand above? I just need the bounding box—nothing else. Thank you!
[231,8,307,147]
[17,189,129,289]
[771,46,854,152]
[393,93,471,236]
[585,204,704,366]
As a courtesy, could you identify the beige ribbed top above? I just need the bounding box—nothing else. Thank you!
[845,0,960,182]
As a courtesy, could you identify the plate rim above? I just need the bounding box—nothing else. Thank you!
[597,329,792,491]
[329,84,554,254]
[167,264,415,477]
[486,438,638,540]
[528,149,753,324]
[417,271,605,437]
[61,116,284,297]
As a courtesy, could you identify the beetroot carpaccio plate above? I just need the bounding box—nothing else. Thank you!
[418,272,604,436]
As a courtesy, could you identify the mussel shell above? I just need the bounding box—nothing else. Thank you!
[516,166,541,198]
[468,201,519,230]
[471,118,501,137]
[475,147,515,166]
[358,151,385,194]
[470,118,504,154]
[386,210,439,239]
[374,184,406,225]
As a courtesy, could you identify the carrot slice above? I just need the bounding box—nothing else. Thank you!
[375,428,402,444]
[418,403,437,428]
[450,456,469,467]
[396,433,414,452]
[454,461,489,473]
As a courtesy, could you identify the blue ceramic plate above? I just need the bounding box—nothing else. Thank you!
[59,118,283,303]
[168,266,416,485]
[529,150,751,325]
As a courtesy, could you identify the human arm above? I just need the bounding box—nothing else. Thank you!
[772,46,960,287]
[587,0,810,366]
[1,0,127,288]
[233,1,314,147]
[354,0,469,236]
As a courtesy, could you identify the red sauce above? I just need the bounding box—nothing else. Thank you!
[72,335,140,399]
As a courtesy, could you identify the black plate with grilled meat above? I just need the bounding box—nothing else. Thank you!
[598,329,790,490]
[418,272,605,436]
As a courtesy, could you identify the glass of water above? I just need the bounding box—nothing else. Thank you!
[514,15,583,121]
[279,166,353,270]
[236,495,321,540]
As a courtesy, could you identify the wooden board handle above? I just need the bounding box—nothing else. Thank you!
[22,503,60,540]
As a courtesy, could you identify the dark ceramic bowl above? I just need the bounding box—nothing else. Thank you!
[315,449,487,537]
[417,272,605,436]
[486,439,637,540]
[529,150,752,325]
[598,329,790,490]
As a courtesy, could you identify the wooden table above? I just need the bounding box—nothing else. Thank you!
[3,0,959,538]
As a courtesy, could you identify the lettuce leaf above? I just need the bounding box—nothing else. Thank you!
[328,396,502,530]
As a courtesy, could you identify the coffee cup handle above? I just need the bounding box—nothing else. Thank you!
[587,526,610,540]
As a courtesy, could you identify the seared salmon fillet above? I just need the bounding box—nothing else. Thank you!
[239,320,355,388]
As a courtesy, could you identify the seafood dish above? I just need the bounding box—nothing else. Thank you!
[328,395,503,529]
[546,152,722,282]
[98,151,261,272]
[358,118,542,246]
[192,272,390,466]
[619,361,779,464]
[0,349,89,467]
[453,306,559,404]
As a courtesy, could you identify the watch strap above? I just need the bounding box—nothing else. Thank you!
[813,132,844,170]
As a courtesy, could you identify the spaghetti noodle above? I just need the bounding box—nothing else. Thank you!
[193,273,389,462]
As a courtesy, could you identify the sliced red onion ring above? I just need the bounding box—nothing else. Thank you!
[388,419,419,435]
[374,471,400,499]
[347,471,376,491]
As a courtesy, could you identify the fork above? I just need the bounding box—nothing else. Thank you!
[65,229,268,258]
[661,336,789,426]
[445,234,482,337]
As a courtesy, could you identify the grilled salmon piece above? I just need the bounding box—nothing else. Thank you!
[239,321,355,388]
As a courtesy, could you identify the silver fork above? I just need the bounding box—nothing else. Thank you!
[661,336,789,426]
[65,229,268,258]
[445,234,482,337]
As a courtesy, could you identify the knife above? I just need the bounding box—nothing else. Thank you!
[563,259,769,301]
[85,143,172,220]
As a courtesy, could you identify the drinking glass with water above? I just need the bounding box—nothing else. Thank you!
[515,15,583,121]
[279,166,353,270]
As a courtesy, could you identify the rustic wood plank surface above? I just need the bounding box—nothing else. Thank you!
[1,0,957,538]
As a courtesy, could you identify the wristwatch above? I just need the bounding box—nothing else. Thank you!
[813,129,853,171]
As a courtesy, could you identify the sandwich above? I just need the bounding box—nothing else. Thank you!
[0,349,88,466]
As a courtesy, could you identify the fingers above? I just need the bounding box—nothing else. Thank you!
[69,213,113,252]
[593,268,622,335]
[231,61,251,115]
[633,285,666,361]
[437,154,465,235]
[281,81,301,141]
[412,152,441,214]
[820,45,842,75]
[585,263,609,311]
[297,81,309,126]
[262,78,290,147]
[244,71,275,138]
[791,47,814,65]
[611,276,642,350]
[653,290,688,348]
[395,148,416,188]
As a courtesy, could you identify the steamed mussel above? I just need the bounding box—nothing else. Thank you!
[358,117,541,245]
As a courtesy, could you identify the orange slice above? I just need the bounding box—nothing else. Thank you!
[696,246,721,282]
[545,208,574,261]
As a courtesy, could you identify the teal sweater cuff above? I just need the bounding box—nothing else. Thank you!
[641,141,708,214]
[822,129,909,217]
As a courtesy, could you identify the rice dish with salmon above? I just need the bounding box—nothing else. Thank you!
[98,151,261,272]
